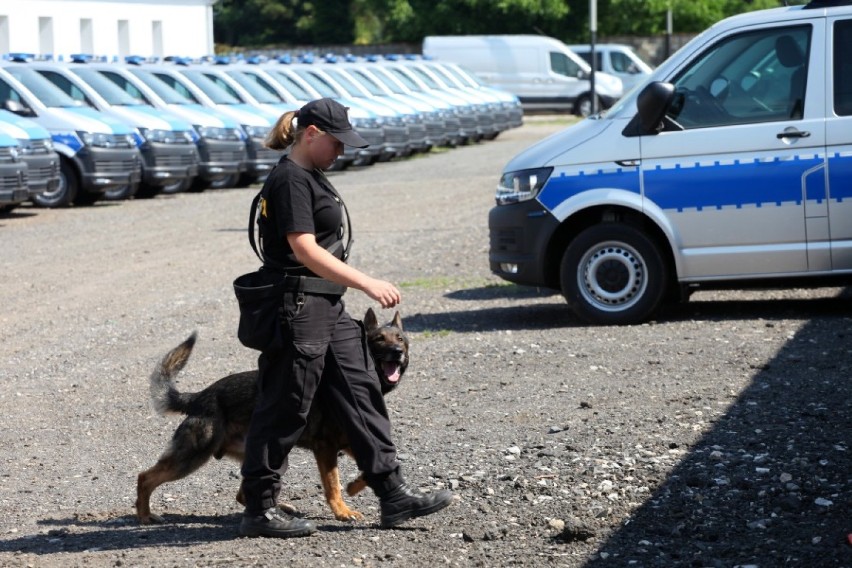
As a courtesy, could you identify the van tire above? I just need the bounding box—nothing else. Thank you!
[574,94,600,118]
[105,182,139,201]
[32,159,77,208]
[208,173,240,190]
[560,224,666,325]
[160,178,191,195]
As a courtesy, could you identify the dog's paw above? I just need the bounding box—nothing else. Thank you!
[138,513,165,525]
[334,509,365,522]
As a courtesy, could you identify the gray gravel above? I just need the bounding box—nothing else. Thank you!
[0,117,850,567]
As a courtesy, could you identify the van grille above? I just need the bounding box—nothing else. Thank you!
[0,170,27,190]
[94,159,138,174]
[155,154,196,168]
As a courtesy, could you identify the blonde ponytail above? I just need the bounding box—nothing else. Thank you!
[265,110,301,150]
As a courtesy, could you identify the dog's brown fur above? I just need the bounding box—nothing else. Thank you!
[136,308,408,524]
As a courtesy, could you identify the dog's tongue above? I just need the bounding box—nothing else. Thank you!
[382,362,400,383]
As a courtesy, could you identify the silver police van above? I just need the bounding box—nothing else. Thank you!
[489,0,852,324]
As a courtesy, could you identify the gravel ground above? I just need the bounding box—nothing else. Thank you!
[0,117,850,568]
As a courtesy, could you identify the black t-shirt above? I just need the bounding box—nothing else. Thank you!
[257,157,345,275]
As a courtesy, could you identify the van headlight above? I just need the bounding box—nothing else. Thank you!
[243,125,270,139]
[496,167,552,205]
[77,131,113,148]
[139,128,191,144]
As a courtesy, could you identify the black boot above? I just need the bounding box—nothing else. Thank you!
[239,508,316,538]
[379,482,453,528]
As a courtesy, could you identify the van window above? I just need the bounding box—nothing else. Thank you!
[611,51,639,74]
[667,25,811,129]
[575,51,602,72]
[38,70,93,106]
[834,19,852,116]
[0,78,24,105]
[549,52,581,78]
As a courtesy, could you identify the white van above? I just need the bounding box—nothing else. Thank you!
[422,34,623,116]
[568,44,654,92]
[489,0,852,325]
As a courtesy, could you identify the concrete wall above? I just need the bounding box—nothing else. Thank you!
[0,0,217,60]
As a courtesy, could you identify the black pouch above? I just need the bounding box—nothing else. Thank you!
[233,270,287,352]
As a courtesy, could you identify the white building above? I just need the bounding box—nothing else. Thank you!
[0,0,218,61]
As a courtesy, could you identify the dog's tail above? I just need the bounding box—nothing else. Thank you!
[149,332,197,416]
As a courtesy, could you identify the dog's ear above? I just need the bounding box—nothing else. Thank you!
[364,307,378,332]
[391,311,402,331]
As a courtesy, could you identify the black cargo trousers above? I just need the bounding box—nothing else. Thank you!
[240,290,402,513]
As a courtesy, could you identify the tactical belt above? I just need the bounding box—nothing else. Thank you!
[281,274,347,296]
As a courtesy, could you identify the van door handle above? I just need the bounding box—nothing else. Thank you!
[776,129,810,139]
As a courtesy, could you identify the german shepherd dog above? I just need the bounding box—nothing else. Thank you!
[135,308,408,524]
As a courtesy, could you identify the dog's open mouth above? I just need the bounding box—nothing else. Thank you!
[382,362,401,383]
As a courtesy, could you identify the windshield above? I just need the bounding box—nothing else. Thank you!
[71,68,142,105]
[128,68,193,104]
[385,67,422,91]
[220,70,281,103]
[4,66,78,107]
[267,69,314,100]
[366,68,406,94]
[178,69,241,104]
[436,63,475,88]
[426,64,462,88]
[407,66,442,89]
[346,68,386,96]
[323,68,367,98]
[291,69,340,98]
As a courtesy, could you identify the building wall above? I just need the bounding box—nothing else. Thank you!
[0,0,216,60]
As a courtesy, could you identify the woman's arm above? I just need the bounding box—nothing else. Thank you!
[288,232,401,308]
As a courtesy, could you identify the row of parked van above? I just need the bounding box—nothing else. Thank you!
[0,53,524,211]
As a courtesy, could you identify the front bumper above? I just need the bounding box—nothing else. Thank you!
[21,151,60,197]
[0,162,29,205]
[80,147,143,192]
[488,199,560,288]
[197,138,246,181]
[140,142,200,186]
[244,138,283,178]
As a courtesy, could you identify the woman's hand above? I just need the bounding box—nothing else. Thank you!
[361,277,402,308]
[288,232,402,308]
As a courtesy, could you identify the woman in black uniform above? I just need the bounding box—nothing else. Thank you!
[239,98,453,539]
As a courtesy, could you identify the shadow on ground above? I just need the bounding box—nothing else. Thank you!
[582,303,852,566]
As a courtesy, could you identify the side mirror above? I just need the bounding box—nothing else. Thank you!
[636,81,675,132]
[3,99,34,117]
[622,81,680,137]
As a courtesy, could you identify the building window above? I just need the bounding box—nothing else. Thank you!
[81,19,94,54]
[152,21,163,58]
[39,17,54,57]
[118,19,130,57]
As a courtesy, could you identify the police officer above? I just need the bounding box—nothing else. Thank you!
[239,98,453,538]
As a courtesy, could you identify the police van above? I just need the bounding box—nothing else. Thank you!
[0,109,59,209]
[489,0,852,325]
[0,127,28,213]
[0,59,141,207]
[30,61,200,198]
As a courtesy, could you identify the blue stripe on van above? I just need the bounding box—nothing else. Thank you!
[645,155,822,212]
[538,166,640,211]
[829,152,852,202]
[52,132,83,152]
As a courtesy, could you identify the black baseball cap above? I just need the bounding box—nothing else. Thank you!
[297,98,369,149]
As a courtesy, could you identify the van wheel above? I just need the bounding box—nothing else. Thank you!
[208,173,240,190]
[104,182,139,201]
[32,159,77,208]
[160,178,191,195]
[560,224,667,325]
[574,94,600,118]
